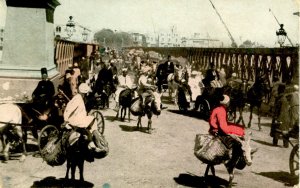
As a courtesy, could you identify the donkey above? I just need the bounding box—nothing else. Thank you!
[115,87,138,122]
[65,129,93,181]
[130,92,162,133]
[0,104,26,162]
[196,134,254,188]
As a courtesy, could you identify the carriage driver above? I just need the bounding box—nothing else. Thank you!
[63,83,102,152]
[114,68,133,112]
[138,66,156,109]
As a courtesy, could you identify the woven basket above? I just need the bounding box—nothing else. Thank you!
[93,132,109,159]
[41,135,67,166]
[130,98,143,116]
[194,134,229,164]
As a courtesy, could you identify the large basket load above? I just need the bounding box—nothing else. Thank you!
[93,132,109,159]
[40,134,67,166]
[194,134,229,164]
[41,130,109,166]
[130,98,143,116]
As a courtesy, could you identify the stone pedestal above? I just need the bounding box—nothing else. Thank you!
[0,0,60,100]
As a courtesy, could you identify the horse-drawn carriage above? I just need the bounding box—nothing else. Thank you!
[0,87,105,162]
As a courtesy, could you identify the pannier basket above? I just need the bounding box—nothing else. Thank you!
[93,132,109,159]
[194,134,229,164]
[41,135,67,166]
[130,98,143,116]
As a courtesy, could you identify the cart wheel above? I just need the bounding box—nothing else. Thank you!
[290,143,299,176]
[89,110,105,134]
[38,125,59,154]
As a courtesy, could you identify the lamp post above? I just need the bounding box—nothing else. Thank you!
[65,16,76,38]
[82,28,88,42]
[276,24,287,47]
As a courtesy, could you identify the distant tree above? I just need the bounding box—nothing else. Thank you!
[94,29,134,49]
[239,40,255,48]
[238,40,265,48]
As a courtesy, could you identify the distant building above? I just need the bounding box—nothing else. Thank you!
[145,25,181,47]
[158,25,181,47]
[181,33,223,47]
[146,33,158,47]
[130,32,147,47]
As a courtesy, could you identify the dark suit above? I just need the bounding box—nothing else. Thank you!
[164,61,174,75]
[32,80,55,110]
[95,67,114,94]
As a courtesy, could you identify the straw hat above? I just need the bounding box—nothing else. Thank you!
[293,84,299,91]
[122,68,128,72]
[191,70,198,75]
[78,83,91,94]
[232,73,237,77]
[220,95,230,105]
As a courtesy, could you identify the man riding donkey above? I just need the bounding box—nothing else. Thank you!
[63,83,104,154]
[114,68,134,112]
[138,66,157,112]
[209,94,257,167]
[195,93,257,186]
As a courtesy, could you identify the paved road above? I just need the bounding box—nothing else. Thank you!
[0,94,298,188]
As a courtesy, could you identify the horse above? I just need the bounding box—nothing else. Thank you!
[168,69,188,103]
[115,87,138,122]
[0,104,26,162]
[247,75,270,130]
[195,133,253,188]
[130,92,162,133]
[167,73,178,100]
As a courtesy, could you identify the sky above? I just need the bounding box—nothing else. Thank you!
[0,0,299,47]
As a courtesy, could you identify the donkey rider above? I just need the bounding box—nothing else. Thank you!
[138,67,157,109]
[63,83,102,152]
[114,68,133,112]
[209,95,256,167]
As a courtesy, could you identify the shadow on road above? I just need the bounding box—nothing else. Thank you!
[254,171,299,186]
[31,176,94,188]
[105,115,136,123]
[174,173,230,188]
[104,115,117,122]
[252,139,275,147]
[119,124,150,134]
[167,109,208,121]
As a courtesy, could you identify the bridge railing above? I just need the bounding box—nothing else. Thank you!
[54,39,99,78]
[137,47,299,85]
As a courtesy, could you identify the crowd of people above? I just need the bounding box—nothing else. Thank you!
[20,48,297,177]
[47,48,298,149]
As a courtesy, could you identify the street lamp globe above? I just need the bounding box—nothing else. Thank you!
[65,16,76,38]
[276,24,287,47]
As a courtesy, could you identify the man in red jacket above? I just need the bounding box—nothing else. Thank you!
[209,95,253,166]
[209,95,245,137]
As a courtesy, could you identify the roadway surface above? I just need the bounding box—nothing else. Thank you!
[0,94,298,188]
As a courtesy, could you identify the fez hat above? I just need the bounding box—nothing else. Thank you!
[41,67,48,76]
